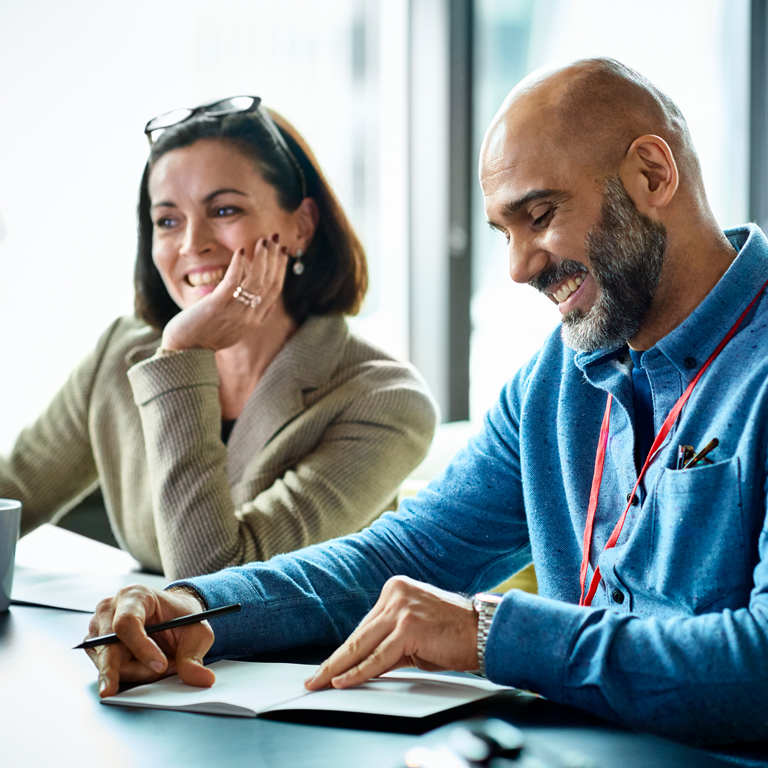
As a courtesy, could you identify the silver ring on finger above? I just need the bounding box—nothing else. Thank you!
[233,286,262,308]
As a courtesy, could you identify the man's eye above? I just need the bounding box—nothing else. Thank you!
[532,207,555,229]
[488,223,510,243]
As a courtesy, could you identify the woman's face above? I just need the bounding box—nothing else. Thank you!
[148,138,300,309]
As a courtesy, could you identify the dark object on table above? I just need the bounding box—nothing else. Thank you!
[404,718,524,766]
[403,717,596,767]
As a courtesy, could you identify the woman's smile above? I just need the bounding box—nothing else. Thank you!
[185,265,229,295]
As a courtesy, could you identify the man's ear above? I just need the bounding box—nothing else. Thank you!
[293,197,319,252]
[618,134,679,214]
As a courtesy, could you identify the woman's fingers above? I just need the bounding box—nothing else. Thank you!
[212,246,249,302]
[262,244,289,314]
[261,235,288,294]
[242,237,269,293]
[237,236,271,298]
[237,234,289,323]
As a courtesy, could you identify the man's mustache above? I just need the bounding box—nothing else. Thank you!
[528,259,588,293]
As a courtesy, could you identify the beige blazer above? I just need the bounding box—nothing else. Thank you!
[3,315,438,579]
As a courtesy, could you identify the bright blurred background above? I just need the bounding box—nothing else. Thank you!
[0,0,764,454]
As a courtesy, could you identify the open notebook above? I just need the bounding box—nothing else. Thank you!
[103,660,512,721]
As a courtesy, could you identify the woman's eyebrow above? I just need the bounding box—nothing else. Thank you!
[203,188,248,203]
[151,188,249,209]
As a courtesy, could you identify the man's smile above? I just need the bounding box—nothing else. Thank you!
[549,273,586,305]
[529,259,591,315]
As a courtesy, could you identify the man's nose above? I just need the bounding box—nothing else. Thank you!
[179,218,214,258]
[507,234,549,285]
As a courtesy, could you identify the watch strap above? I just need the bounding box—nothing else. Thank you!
[473,592,503,676]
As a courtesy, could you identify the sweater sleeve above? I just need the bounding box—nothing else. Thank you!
[128,349,438,580]
[1,320,121,535]
[484,563,768,746]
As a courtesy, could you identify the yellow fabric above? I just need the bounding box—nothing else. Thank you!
[494,564,538,595]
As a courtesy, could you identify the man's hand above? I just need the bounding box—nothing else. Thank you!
[305,576,479,691]
[84,585,215,698]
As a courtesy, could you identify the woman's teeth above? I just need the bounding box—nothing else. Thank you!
[553,275,584,303]
[187,268,226,287]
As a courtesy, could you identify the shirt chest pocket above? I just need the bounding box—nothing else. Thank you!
[647,456,746,612]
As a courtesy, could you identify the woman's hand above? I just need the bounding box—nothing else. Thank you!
[85,584,215,698]
[161,233,289,352]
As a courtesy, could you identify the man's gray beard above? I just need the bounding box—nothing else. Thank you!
[559,178,667,353]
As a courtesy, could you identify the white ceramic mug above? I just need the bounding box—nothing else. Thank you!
[0,499,22,612]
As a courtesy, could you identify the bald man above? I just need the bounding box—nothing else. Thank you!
[88,59,768,749]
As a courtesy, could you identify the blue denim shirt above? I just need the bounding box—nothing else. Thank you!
[180,225,768,749]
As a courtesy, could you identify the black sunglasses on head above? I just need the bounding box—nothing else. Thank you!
[144,95,307,198]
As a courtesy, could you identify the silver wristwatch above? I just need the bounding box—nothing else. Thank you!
[473,592,504,676]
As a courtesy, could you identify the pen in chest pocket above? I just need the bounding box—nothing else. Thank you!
[675,438,719,470]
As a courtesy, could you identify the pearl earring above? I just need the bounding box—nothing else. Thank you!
[292,249,305,275]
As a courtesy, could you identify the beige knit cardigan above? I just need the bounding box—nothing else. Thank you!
[2,315,438,579]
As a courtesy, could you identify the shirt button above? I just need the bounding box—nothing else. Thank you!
[626,492,639,506]
[684,357,697,370]
[612,589,625,604]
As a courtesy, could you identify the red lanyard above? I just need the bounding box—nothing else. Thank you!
[579,278,768,607]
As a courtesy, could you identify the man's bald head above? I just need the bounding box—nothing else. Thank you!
[480,58,737,352]
[483,57,702,192]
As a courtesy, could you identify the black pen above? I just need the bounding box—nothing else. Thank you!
[73,603,241,650]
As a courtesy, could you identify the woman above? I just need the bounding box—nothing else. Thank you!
[2,96,437,580]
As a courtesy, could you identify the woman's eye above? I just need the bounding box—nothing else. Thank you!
[213,206,241,218]
[154,217,177,229]
[532,207,555,229]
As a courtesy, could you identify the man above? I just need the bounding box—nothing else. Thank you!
[88,58,768,748]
